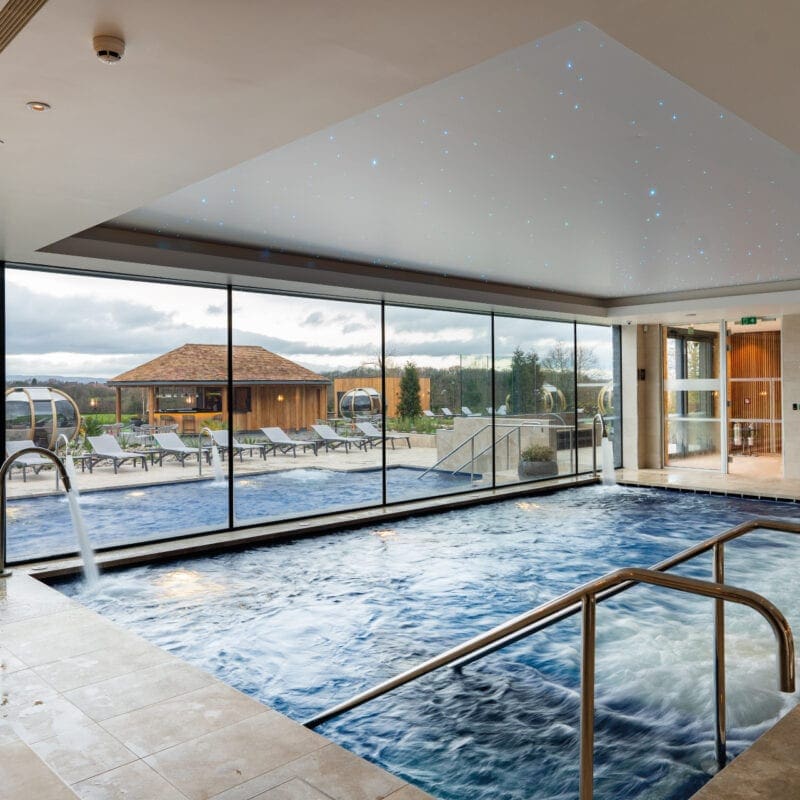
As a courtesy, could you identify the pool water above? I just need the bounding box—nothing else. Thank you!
[7,467,472,561]
[58,486,800,800]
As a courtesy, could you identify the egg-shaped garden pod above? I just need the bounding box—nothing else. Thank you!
[339,387,382,419]
[5,386,82,450]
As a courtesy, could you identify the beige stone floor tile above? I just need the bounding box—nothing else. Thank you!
[0,646,27,674]
[33,637,174,692]
[0,609,125,667]
[384,785,436,800]
[146,711,326,800]
[251,778,333,800]
[211,744,406,800]
[101,681,266,757]
[71,759,189,800]
[0,738,79,799]
[274,744,406,800]
[64,659,214,721]
[0,666,59,707]
[30,718,137,785]
[3,691,95,745]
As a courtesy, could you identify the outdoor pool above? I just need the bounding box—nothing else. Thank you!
[7,467,473,561]
[57,486,800,800]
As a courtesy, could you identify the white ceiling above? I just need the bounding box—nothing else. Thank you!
[1,0,800,319]
[110,22,800,300]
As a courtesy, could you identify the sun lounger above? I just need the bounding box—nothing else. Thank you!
[423,409,437,418]
[441,407,455,417]
[154,432,206,466]
[355,421,411,449]
[5,440,54,482]
[461,406,480,416]
[210,430,266,460]
[311,424,368,453]
[260,427,318,456]
[87,434,149,474]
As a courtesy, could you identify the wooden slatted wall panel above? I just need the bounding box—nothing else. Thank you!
[237,385,327,433]
[729,331,781,454]
[730,331,781,378]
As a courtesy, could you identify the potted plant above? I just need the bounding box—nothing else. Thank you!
[518,443,558,479]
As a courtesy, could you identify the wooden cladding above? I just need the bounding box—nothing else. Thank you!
[729,331,781,379]
[729,330,782,455]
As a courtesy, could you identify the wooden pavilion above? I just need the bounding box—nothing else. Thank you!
[109,344,329,434]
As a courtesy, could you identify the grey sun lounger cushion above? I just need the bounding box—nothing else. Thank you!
[311,424,369,452]
[260,427,318,456]
[210,430,266,460]
[153,432,206,466]
[6,440,53,481]
[87,434,149,474]
[355,421,411,449]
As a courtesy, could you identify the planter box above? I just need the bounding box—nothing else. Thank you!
[518,459,559,479]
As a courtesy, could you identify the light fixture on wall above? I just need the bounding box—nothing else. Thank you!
[277,394,285,403]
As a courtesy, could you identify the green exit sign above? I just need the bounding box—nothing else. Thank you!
[740,316,758,325]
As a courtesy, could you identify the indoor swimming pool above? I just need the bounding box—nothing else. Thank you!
[6,466,473,561]
[58,485,800,800]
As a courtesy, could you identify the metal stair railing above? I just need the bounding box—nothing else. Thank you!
[417,422,546,481]
[304,518,800,799]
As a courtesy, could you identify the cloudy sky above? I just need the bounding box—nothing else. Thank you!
[5,268,613,379]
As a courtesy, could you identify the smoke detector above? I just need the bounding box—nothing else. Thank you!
[93,34,125,64]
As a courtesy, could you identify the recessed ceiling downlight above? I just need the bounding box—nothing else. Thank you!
[26,100,50,112]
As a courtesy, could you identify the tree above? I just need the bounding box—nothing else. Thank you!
[509,347,542,413]
[398,361,422,418]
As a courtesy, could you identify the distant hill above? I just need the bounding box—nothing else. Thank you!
[6,375,108,385]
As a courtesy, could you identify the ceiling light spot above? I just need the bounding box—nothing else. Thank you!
[26,100,50,112]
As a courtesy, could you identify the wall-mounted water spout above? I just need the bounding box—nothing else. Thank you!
[199,427,225,483]
[592,413,616,486]
[1,447,97,584]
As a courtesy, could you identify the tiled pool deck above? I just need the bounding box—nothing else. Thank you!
[0,573,433,800]
[3,467,800,799]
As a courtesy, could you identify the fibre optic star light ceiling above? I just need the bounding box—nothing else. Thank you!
[110,22,800,300]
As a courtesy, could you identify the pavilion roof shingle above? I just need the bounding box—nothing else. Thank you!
[109,344,328,385]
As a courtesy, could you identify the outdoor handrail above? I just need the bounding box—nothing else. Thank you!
[449,424,523,477]
[1,447,72,577]
[417,422,547,480]
[305,565,795,800]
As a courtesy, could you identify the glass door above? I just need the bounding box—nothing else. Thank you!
[664,325,721,469]
[727,322,782,475]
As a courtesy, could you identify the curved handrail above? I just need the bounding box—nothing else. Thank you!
[1,447,72,576]
[304,565,794,729]
[452,517,800,670]
[304,518,800,798]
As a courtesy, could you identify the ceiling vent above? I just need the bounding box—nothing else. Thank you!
[0,0,49,56]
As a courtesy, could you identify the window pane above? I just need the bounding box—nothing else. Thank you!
[231,290,382,525]
[576,323,621,473]
[493,318,576,485]
[384,305,492,502]
[4,267,228,561]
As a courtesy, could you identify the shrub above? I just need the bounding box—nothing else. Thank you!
[520,444,555,462]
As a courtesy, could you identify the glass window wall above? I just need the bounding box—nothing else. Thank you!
[493,317,576,485]
[383,305,492,503]
[3,264,622,563]
[3,267,228,561]
[231,290,382,526]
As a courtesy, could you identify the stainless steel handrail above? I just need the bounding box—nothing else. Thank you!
[305,566,795,800]
[1,447,72,577]
[418,422,548,480]
[449,517,800,769]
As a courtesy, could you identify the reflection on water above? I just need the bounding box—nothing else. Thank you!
[154,568,227,600]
